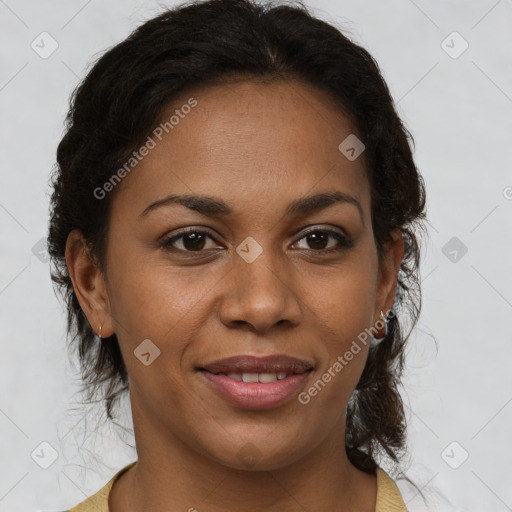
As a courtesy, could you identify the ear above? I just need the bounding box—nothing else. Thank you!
[373,228,405,325]
[65,229,115,338]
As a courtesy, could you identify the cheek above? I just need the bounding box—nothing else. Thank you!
[105,248,220,371]
[308,260,377,393]
[314,261,377,337]
[107,245,188,331]
[105,259,196,405]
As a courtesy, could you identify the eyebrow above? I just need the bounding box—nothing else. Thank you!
[139,191,364,225]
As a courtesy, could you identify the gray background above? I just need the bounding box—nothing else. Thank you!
[1,0,511,510]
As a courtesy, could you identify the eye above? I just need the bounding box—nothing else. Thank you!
[160,228,221,253]
[160,227,354,254]
[293,228,354,252]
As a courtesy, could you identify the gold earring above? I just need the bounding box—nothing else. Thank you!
[98,324,102,339]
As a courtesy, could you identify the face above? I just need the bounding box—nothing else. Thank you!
[68,78,403,471]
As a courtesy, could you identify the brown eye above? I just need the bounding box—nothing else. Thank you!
[161,229,220,252]
[294,229,354,252]
[160,227,354,255]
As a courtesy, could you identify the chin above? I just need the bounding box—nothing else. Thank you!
[203,434,312,472]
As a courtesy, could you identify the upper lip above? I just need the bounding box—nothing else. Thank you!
[198,355,314,375]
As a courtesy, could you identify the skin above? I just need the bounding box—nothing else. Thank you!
[66,78,404,512]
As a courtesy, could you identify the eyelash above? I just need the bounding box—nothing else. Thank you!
[160,227,354,255]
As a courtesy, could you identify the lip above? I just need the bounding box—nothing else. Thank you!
[198,370,312,409]
[198,354,314,375]
[196,355,314,410]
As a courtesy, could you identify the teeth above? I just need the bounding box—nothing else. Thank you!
[222,372,290,382]
[259,373,277,383]
[242,373,259,383]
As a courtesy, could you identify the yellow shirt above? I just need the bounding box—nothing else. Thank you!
[67,462,408,511]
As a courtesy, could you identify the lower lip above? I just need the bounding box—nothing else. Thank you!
[199,371,311,410]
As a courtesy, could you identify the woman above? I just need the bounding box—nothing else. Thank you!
[48,0,428,510]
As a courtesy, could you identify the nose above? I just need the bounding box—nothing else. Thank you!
[216,248,303,334]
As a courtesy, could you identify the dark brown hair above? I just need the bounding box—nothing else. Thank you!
[48,0,427,476]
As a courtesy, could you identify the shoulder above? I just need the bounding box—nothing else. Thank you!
[394,474,470,512]
[376,467,409,511]
[66,465,407,511]
[65,461,136,512]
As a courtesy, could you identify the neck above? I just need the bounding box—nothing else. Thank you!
[109,396,377,512]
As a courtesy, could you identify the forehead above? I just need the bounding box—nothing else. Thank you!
[111,78,370,220]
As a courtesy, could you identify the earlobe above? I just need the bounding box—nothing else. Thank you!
[65,230,114,338]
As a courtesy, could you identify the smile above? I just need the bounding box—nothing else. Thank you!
[198,369,312,410]
[216,372,292,382]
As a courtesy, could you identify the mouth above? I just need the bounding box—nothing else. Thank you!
[197,354,314,375]
[202,371,304,382]
[196,355,314,409]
